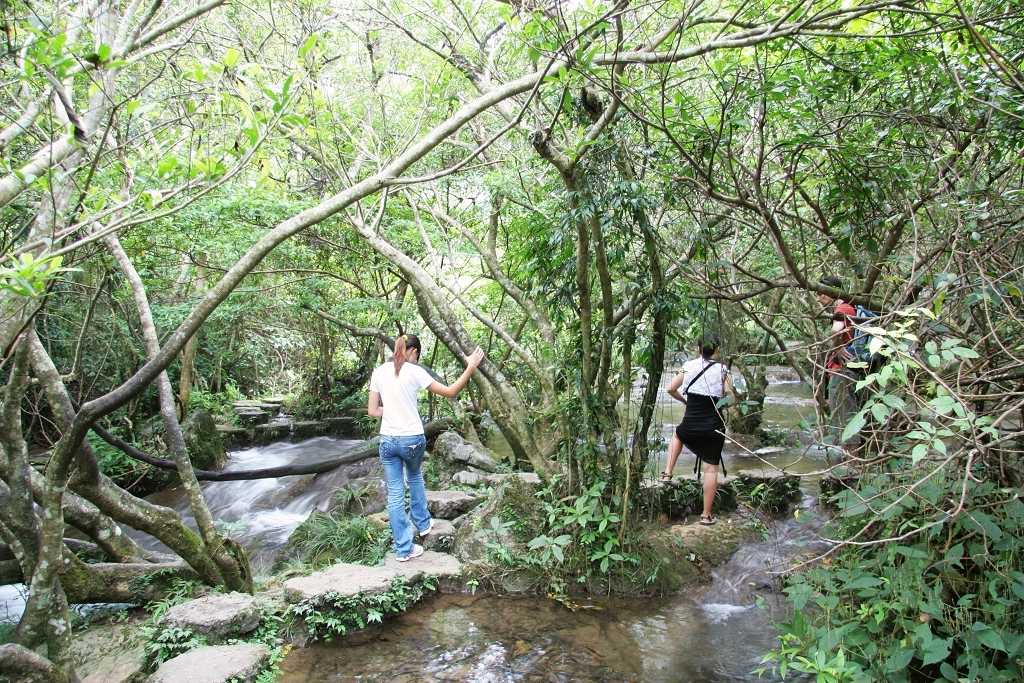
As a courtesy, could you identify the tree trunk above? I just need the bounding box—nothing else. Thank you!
[103,234,249,592]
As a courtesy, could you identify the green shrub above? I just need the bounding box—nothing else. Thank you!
[288,577,436,642]
[284,511,391,568]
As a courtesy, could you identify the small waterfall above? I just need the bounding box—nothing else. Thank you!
[136,436,378,571]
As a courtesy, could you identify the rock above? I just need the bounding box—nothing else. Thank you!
[215,425,251,449]
[283,551,462,603]
[452,480,522,564]
[452,471,541,487]
[147,644,269,683]
[421,519,456,552]
[291,420,329,439]
[253,423,289,444]
[235,408,270,426]
[82,649,144,683]
[426,490,483,519]
[753,446,786,456]
[432,432,500,472]
[182,409,226,470]
[159,592,260,641]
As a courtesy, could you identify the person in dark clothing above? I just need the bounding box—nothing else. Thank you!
[817,275,860,450]
[660,335,733,525]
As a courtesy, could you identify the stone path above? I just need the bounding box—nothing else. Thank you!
[282,550,463,603]
[642,467,797,488]
[452,470,542,487]
[160,591,260,641]
[148,643,269,683]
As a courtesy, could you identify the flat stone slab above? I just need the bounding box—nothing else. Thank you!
[452,470,541,487]
[148,644,269,683]
[426,490,483,519]
[283,551,462,603]
[160,592,260,640]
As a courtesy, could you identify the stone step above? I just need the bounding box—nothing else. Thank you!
[282,551,462,603]
[451,470,541,487]
[148,643,269,683]
[643,468,797,489]
[421,518,456,552]
[159,592,260,641]
[425,490,483,519]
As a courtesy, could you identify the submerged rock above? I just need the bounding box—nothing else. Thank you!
[148,643,269,683]
[433,432,500,472]
[160,592,260,641]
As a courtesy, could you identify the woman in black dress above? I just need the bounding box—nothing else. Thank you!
[660,336,733,524]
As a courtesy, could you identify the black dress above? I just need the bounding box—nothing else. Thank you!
[673,362,727,475]
[675,394,725,467]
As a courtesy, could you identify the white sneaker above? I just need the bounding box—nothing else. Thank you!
[419,520,434,537]
[396,544,425,562]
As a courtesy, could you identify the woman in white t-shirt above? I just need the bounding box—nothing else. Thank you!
[660,335,733,525]
[368,334,484,561]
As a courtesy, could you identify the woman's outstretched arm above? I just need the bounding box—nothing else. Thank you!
[428,347,485,399]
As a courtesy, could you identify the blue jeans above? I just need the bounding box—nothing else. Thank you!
[379,434,430,558]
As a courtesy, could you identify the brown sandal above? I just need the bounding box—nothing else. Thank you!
[699,515,717,526]
[659,472,673,482]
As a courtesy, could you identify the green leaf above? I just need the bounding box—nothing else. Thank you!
[97,43,112,63]
[972,622,1006,652]
[911,443,928,464]
[299,34,319,58]
[921,637,951,666]
[223,47,240,68]
[842,411,867,443]
[883,647,914,672]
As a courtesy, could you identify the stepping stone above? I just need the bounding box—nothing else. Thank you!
[452,471,541,487]
[147,643,269,683]
[282,551,462,603]
[421,519,455,551]
[426,490,482,519]
[160,592,260,641]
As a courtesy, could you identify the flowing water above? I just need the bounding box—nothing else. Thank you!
[277,365,831,682]
[133,436,376,573]
[278,495,827,682]
[1,362,832,682]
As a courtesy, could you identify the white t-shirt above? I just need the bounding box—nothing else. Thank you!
[679,357,727,397]
[369,362,435,436]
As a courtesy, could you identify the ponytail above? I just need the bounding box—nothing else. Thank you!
[392,333,422,376]
[393,335,407,376]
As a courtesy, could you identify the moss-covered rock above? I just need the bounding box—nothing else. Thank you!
[182,409,226,470]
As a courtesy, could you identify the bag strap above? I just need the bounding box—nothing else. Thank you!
[684,360,718,394]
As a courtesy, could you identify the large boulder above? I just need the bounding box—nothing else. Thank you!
[159,592,260,641]
[182,409,226,470]
[148,643,269,683]
[425,490,483,519]
[432,432,500,472]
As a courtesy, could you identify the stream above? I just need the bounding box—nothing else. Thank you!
[1,364,831,683]
[278,497,826,682]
